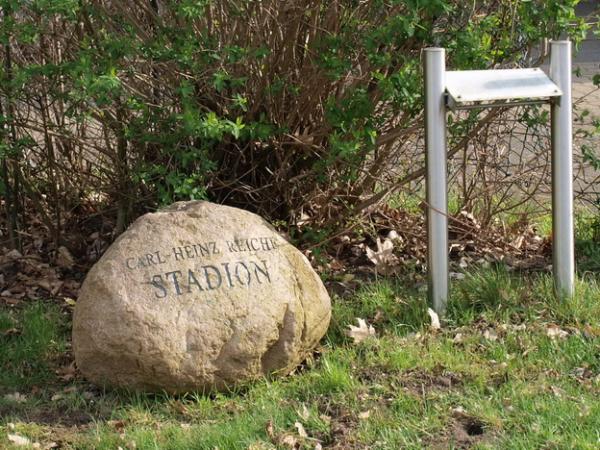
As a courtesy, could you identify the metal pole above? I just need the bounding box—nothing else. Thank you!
[424,48,448,314]
[550,40,575,298]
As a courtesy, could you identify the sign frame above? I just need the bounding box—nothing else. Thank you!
[424,41,574,314]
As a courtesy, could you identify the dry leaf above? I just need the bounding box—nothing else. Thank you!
[572,366,592,379]
[2,327,20,337]
[365,237,399,275]
[387,230,403,244]
[549,385,564,398]
[280,434,298,448]
[582,325,600,339]
[427,308,441,330]
[451,406,467,416]
[296,211,311,227]
[7,434,31,446]
[547,325,568,340]
[483,329,498,341]
[373,309,384,323]
[346,318,376,343]
[358,410,371,419]
[511,234,525,249]
[37,278,63,296]
[56,246,75,269]
[298,404,310,421]
[56,361,77,381]
[294,422,308,438]
[266,420,275,441]
[6,249,23,259]
[108,419,126,433]
[319,414,331,424]
[4,392,26,403]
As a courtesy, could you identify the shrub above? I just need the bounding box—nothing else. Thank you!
[0,0,587,246]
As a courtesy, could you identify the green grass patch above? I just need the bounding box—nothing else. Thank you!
[2,269,600,448]
[576,210,600,273]
[0,302,68,391]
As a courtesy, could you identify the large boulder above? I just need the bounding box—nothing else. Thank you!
[72,201,331,393]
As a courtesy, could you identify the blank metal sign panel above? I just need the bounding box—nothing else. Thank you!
[445,68,562,105]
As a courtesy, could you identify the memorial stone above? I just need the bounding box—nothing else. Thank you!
[73,201,331,393]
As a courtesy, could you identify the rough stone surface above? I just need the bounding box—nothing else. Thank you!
[73,201,331,393]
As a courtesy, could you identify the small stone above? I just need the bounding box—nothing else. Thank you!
[73,201,331,393]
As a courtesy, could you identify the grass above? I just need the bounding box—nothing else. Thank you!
[0,302,67,390]
[576,212,600,272]
[2,267,600,449]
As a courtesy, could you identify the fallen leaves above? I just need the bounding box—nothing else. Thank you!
[0,244,81,304]
[346,318,376,343]
[358,203,553,278]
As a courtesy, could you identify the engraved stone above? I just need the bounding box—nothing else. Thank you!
[72,201,331,393]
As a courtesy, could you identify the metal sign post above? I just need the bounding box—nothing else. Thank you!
[424,48,449,315]
[424,41,574,314]
[550,42,575,297]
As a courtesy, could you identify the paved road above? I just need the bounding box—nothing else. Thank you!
[571,1,600,203]
[526,1,600,204]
